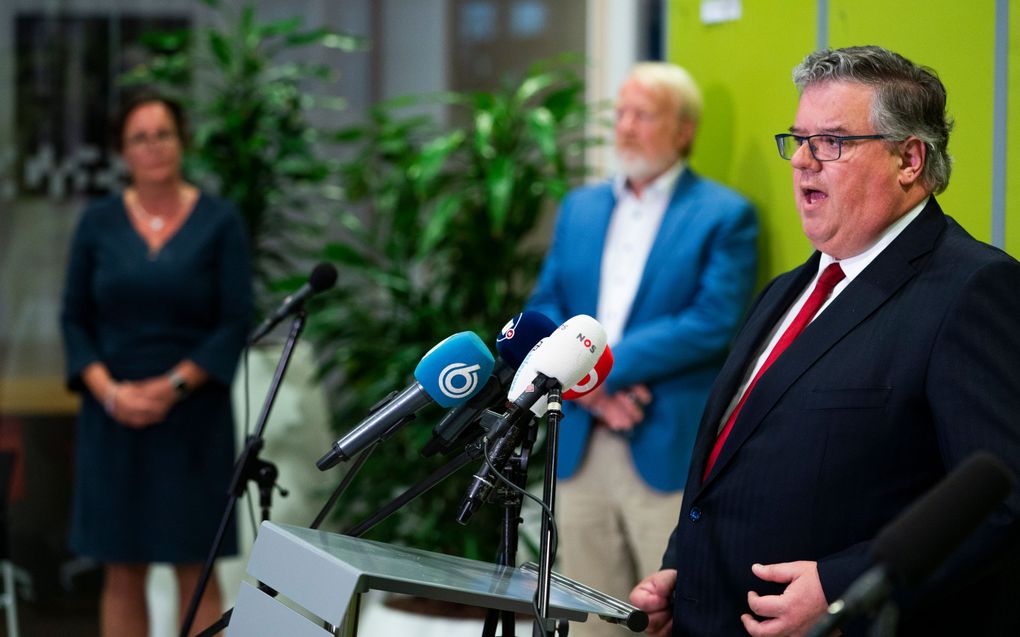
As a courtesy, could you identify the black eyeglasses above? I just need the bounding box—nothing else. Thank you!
[775,133,889,161]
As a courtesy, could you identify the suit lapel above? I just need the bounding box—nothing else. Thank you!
[579,186,616,317]
[697,198,947,488]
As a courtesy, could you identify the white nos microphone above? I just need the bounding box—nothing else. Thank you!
[457,315,607,524]
[508,340,614,416]
[507,337,548,414]
[489,314,607,438]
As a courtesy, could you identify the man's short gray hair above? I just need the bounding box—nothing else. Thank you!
[629,62,703,126]
[793,45,953,194]
[628,62,703,158]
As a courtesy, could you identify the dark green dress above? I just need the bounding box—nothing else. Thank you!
[61,192,252,563]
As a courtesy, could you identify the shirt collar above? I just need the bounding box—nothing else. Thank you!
[819,196,929,278]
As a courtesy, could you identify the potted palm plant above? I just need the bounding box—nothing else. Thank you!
[306,59,598,562]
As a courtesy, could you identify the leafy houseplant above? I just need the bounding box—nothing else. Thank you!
[307,61,597,560]
[121,0,364,305]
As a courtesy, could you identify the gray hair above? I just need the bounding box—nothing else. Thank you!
[629,61,703,126]
[627,62,703,158]
[792,46,953,194]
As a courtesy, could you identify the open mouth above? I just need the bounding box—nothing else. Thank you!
[802,188,828,205]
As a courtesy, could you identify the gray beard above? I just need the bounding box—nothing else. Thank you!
[617,152,674,183]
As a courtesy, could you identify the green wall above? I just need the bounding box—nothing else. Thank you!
[667,0,1016,284]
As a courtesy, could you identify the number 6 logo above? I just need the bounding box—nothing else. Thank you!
[439,362,481,399]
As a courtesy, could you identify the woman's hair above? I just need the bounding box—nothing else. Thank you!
[111,90,189,152]
[793,46,953,194]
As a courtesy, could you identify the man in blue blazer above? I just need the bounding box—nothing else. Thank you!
[528,62,758,635]
[631,46,1020,637]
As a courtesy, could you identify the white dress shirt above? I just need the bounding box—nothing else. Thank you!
[597,161,685,347]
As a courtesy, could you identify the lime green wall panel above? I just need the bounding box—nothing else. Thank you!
[667,0,1014,281]
[666,0,819,284]
[1008,4,1019,257]
[829,0,997,245]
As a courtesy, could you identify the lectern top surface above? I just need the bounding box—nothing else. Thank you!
[272,523,609,613]
[249,522,640,626]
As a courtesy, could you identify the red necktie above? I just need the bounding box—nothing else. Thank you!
[702,262,846,482]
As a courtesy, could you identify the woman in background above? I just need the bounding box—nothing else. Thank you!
[61,91,252,636]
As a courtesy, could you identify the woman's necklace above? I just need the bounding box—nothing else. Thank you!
[135,201,166,231]
[131,188,179,232]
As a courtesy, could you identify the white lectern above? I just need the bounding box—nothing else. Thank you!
[227,522,646,636]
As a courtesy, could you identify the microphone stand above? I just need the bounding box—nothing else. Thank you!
[482,419,539,637]
[340,417,549,637]
[309,441,380,530]
[181,310,307,637]
[193,422,396,637]
[533,383,563,637]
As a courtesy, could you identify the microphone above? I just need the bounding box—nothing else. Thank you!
[420,311,558,457]
[491,314,609,440]
[500,340,614,418]
[806,451,1013,637]
[496,311,559,368]
[456,315,607,523]
[456,416,530,525]
[316,331,495,470]
[562,343,613,400]
[248,263,338,344]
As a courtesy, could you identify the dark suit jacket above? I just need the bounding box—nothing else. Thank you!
[528,169,758,491]
[663,198,1020,636]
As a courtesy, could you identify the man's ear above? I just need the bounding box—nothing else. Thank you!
[898,137,926,186]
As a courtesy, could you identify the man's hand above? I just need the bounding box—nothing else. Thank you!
[630,568,676,637]
[573,385,606,411]
[741,561,829,637]
[582,384,652,431]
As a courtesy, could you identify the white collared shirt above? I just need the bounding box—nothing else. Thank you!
[597,161,685,347]
[717,197,929,431]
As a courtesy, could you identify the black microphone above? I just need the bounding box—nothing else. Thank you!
[248,263,338,344]
[456,417,533,525]
[419,361,516,457]
[453,371,560,525]
[455,371,571,524]
[806,451,1013,637]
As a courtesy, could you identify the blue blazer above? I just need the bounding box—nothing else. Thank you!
[665,198,1020,636]
[527,169,758,491]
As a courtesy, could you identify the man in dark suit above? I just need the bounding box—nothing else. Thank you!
[630,46,1020,637]
[528,62,758,636]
